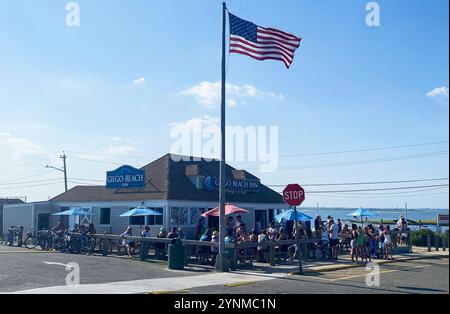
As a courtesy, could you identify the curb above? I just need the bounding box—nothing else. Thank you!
[289,254,448,275]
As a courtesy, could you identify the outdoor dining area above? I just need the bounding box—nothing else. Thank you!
[8,203,410,272]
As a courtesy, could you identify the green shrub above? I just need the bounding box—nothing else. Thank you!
[411,229,433,247]
[411,229,449,247]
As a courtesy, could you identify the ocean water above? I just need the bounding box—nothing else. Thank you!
[300,207,449,232]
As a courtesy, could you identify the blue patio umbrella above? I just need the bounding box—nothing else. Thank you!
[120,206,163,229]
[119,206,162,217]
[52,207,95,216]
[347,208,377,225]
[275,209,313,223]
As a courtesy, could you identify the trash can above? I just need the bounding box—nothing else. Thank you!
[168,239,185,270]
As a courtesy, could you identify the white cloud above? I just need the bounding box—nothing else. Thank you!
[169,115,219,133]
[0,132,48,160]
[228,99,238,108]
[181,81,284,108]
[106,145,141,156]
[132,77,146,86]
[112,137,132,143]
[427,86,449,99]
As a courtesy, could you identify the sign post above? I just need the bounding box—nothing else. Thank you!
[283,184,306,275]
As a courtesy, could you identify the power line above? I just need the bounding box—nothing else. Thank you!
[0,178,62,186]
[279,140,449,157]
[267,177,449,187]
[257,151,448,171]
[307,191,449,199]
[67,155,140,168]
[272,163,449,180]
[304,184,449,194]
[303,186,449,197]
[0,181,65,190]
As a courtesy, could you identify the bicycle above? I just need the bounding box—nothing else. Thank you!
[67,233,96,254]
[24,230,52,250]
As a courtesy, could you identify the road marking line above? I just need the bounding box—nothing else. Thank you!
[328,269,398,282]
[148,289,190,294]
[43,262,71,268]
[224,281,257,287]
[0,250,54,254]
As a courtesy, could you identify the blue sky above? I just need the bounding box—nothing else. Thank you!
[0,0,448,208]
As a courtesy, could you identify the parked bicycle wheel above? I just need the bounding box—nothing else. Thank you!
[86,237,96,254]
[69,238,82,254]
[53,237,67,252]
[24,236,39,249]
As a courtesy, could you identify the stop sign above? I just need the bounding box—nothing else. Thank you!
[283,184,305,207]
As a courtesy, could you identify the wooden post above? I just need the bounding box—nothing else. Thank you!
[269,243,275,266]
[427,234,431,252]
[230,246,237,271]
[139,241,147,261]
[435,234,439,252]
[102,239,109,257]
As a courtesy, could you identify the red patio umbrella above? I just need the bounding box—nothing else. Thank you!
[201,203,249,217]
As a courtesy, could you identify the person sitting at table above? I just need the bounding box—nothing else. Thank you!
[87,223,96,236]
[71,224,80,233]
[167,227,179,239]
[121,226,135,258]
[211,231,219,265]
[197,229,212,264]
[156,227,168,259]
[178,228,187,240]
[141,226,151,237]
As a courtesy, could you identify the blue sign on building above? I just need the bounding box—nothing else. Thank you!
[204,176,260,193]
[106,165,145,189]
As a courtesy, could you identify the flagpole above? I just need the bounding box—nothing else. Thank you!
[215,1,228,272]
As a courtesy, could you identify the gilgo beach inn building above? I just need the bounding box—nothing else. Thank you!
[2,154,288,238]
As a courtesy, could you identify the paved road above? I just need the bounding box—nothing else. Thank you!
[0,249,207,293]
[188,257,449,294]
[1,246,448,294]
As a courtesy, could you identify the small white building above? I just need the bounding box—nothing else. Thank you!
[3,154,288,238]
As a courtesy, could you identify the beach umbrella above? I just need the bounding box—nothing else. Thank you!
[119,206,162,217]
[120,206,162,230]
[275,209,313,223]
[52,207,95,216]
[347,208,377,225]
[201,204,249,217]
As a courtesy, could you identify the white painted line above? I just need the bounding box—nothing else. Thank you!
[43,262,71,268]
[7,271,281,294]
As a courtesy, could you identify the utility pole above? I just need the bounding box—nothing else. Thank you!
[61,152,68,192]
[46,151,68,192]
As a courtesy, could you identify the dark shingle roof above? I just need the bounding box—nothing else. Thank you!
[51,154,283,204]
[0,199,25,208]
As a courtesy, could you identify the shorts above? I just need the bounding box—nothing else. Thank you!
[123,241,135,248]
[330,239,338,246]
[350,240,358,249]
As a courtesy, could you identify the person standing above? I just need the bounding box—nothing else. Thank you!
[350,224,359,263]
[328,218,339,260]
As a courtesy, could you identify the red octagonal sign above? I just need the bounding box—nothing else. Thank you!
[283,184,305,207]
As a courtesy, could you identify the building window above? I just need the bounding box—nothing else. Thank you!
[170,207,188,225]
[129,216,145,226]
[99,208,111,225]
[145,208,163,226]
[189,208,206,225]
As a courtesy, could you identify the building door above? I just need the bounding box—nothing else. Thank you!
[255,210,268,232]
[38,214,50,231]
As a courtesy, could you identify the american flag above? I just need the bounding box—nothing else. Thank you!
[229,13,301,69]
